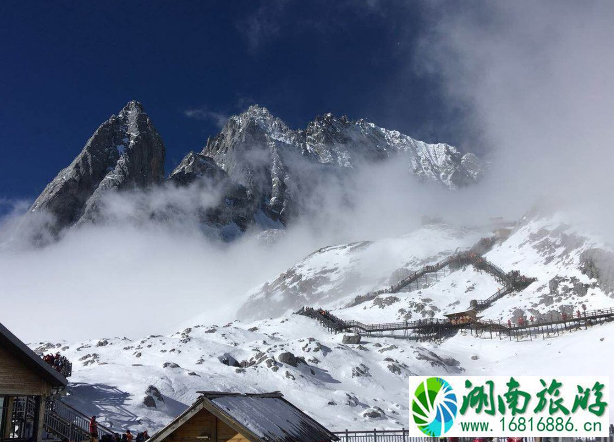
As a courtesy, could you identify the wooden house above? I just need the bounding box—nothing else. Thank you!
[0,322,67,442]
[445,310,479,325]
[148,391,339,442]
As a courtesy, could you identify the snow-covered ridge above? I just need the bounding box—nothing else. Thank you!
[239,213,614,328]
[199,105,483,226]
[237,224,485,321]
[29,214,614,432]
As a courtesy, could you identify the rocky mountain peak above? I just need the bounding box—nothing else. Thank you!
[224,104,294,143]
[28,102,484,241]
[30,101,165,232]
[120,100,144,114]
[311,112,350,125]
[244,103,272,117]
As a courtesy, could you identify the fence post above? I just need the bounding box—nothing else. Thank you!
[402,427,406,442]
[345,429,349,442]
[373,428,377,442]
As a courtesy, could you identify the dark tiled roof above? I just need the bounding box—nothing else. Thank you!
[0,321,67,388]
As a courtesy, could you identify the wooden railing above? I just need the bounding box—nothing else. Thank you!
[509,307,614,330]
[44,399,115,441]
[297,237,614,341]
[333,429,614,442]
[334,429,418,442]
[299,304,614,339]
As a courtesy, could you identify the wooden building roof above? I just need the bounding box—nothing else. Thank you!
[444,310,479,319]
[0,321,67,388]
[150,391,339,442]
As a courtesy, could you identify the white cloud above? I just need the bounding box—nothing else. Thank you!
[0,157,497,343]
[414,1,614,241]
[184,107,229,129]
[236,1,289,54]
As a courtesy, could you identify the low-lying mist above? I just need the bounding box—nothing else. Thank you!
[0,156,524,343]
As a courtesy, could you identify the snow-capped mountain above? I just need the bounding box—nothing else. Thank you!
[30,213,614,432]
[27,102,483,239]
[199,106,483,223]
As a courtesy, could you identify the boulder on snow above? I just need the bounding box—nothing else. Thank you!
[278,352,299,367]
[352,364,371,378]
[342,334,361,344]
[363,407,385,419]
[162,362,180,369]
[387,364,402,375]
[143,395,157,408]
[145,385,164,402]
[218,354,241,367]
[143,385,164,408]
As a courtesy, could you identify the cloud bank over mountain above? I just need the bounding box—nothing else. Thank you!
[416,1,614,241]
[2,2,613,342]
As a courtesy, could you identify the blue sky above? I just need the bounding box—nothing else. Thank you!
[0,1,470,204]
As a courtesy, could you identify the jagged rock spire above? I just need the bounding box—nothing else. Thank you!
[30,101,165,231]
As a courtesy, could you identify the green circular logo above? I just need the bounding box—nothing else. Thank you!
[412,377,458,437]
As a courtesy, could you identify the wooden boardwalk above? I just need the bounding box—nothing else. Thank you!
[297,306,614,341]
[298,236,614,341]
[344,237,536,311]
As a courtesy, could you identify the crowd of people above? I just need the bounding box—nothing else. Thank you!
[507,308,591,328]
[42,352,72,377]
[99,430,149,442]
[90,416,149,442]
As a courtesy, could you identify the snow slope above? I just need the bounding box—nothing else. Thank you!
[33,311,614,434]
[333,213,614,326]
[482,213,614,321]
[30,214,614,433]
[33,315,462,432]
[238,224,486,321]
